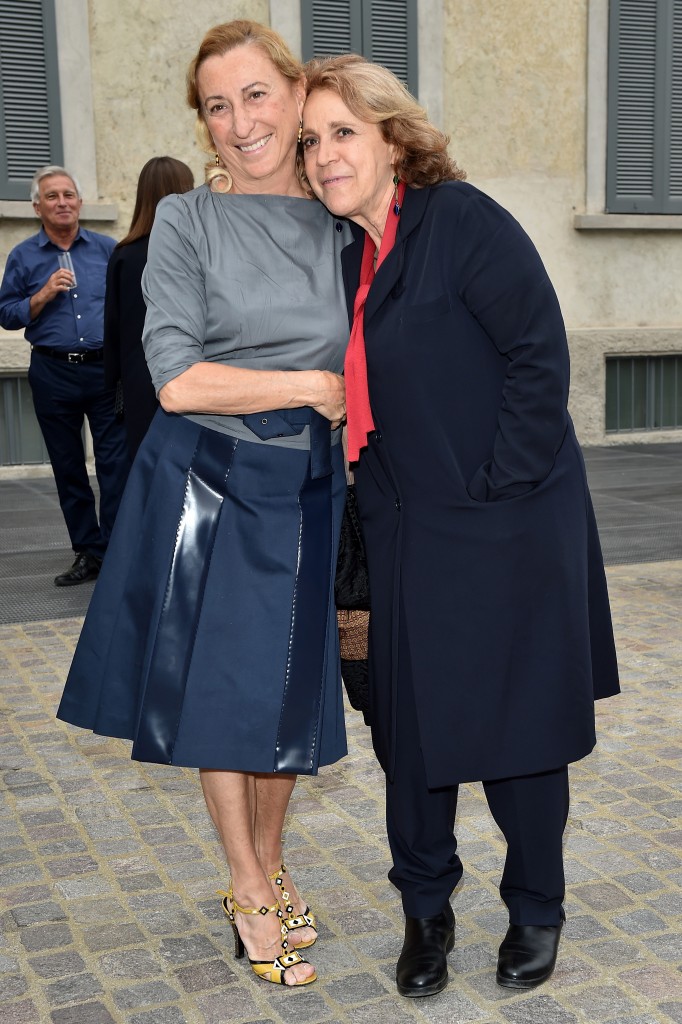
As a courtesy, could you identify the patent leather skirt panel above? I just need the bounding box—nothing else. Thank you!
[57,409,348,773]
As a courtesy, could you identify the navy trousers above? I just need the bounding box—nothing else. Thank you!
[385,637,569,925]
[28,351,130,558]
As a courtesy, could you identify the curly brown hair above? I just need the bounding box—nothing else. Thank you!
[304,54,465,188]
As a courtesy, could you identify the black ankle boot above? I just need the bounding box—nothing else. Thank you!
[496,914,564,989]
[396,903,455,997]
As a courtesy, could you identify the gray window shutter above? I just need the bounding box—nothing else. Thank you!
[302,0,418,96]
[0,0,63,201]
[606,0,682,213]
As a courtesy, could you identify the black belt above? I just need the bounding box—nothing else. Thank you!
[33,346,104,364]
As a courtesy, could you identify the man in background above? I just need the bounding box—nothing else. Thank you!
[0,165,129,585]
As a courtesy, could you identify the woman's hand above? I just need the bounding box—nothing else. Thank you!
[305,370,346,428]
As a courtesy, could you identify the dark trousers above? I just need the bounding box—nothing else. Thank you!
[385,656,569,925]
[29,351,130,558]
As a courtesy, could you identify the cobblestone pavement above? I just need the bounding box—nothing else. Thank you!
[0,560,680,1024]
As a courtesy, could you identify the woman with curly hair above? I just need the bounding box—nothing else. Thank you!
[302,54,619,998]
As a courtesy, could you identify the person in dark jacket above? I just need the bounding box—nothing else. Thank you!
[104,157,194,458]
[303,55,620,999]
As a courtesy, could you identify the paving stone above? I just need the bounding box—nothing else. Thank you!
[0,848,34,867]
[11,902,67,926]
[330,908,395,935]
[37,841,87,857]
[19,811,63,827]
[139,827,190,846]
[46,856,98,879]
[342,1004,417,1024]
[191,992,266,1024]
[157,934,222,965]
[82,924,147,953]
[118,873,164,893]
[0,866,45,888]
[572,882,635,911]
[18,923,72,952]
[174,958,236,992]
[128,1009,187,1024]
[96,949,161,979]
[54,878,112,899]
[584,938,646,965]
[49,1002,115,1024]
[499,994,578,1023]
[612,909,667,934]
[63,898,128,925]
[112,980,180,1008]
[645,892,682,917]
[619,964,682,999]
[644,932,682,960]
[568,983,639,1018]
[323,972,387,1003]
[0,974,29,999]
[266,991,333,1023]
[0,999,40,1024]
[44,972,103,1006]
[28,951,86,978]
[2,883,53,908]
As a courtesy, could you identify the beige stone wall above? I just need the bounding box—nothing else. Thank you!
[441,0,682,332]
[88,0,269,230]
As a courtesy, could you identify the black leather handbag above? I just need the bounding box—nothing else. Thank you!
[335,485,371,723]
[335,485,370,611]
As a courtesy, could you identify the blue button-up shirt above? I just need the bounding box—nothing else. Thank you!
[0,226,116,350]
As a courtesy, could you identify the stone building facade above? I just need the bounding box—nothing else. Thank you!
[1,0,680,469]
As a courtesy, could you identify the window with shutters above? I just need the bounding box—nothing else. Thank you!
[0,0,63,201]
[606,0,682,213]
[301,0,418,96]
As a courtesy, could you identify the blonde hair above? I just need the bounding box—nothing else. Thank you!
[304,55,465,188]
[186,20,306,192]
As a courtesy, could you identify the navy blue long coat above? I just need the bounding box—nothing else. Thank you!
[342,181,620,788]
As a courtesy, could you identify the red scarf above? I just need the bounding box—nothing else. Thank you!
[345,182,406,462]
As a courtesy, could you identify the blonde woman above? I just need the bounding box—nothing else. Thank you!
[59,22,354,987]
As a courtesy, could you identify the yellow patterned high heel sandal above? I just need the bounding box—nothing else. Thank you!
[217,886,316,986]
[269,864,318,950]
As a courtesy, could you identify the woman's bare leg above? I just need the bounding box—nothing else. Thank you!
[199,769,314,984]
[253,774,317,947]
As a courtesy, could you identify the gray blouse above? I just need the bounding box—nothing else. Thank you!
[141,186,353,448]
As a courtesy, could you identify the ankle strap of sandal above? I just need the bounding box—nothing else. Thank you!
[217,888,280,918]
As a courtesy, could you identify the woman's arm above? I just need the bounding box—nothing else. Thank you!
[159,362,346,428]
[455,192,570,501]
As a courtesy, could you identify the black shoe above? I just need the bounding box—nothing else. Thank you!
[396,903,455,998]
[54,552,102,587]
[496,917,564,990]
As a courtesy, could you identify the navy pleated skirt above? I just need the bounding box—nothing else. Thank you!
[57,409,348,774]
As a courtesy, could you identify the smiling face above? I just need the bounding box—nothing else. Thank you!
[302,88,397,243]
[197,43,305,196]
[33,174,82,237]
